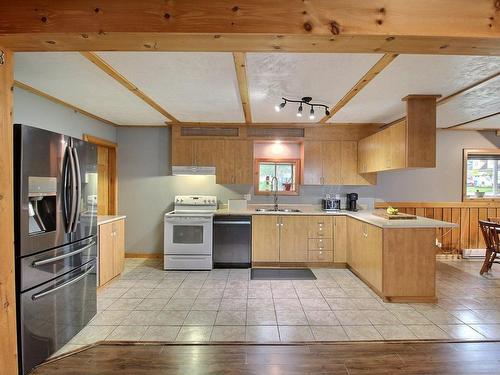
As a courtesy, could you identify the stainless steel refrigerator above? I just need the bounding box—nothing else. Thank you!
[14,124,98,374]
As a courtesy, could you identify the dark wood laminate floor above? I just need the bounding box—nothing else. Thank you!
[33,341,500,375]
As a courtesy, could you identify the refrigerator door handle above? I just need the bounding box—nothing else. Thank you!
[71,146,82,233]
[63,145,77,233]
[32,241,95,267]
[31,264,95,301]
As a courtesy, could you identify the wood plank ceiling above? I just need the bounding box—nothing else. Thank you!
[13,52,500,130]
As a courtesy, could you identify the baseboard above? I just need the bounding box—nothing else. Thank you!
[436,253,462,260]
[125,253,162,259]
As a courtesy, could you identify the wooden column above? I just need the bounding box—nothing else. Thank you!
[0,47,18,375]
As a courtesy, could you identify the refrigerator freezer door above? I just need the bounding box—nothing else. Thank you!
[19,260,97,375]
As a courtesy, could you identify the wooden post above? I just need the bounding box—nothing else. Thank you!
[0,47,18,375]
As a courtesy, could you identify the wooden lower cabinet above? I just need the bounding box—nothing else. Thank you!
[252,215,279,262]
[99,219,125,286]
[280,216,309,262]
[346,217,436,303]
[252,215,337,265]
[333,216,347,263]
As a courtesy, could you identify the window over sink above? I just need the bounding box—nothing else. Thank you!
[463,149,500,200]
[254,158,300,195]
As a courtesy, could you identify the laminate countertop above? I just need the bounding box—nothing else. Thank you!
[215,205,457,229]
[97,215,127,226]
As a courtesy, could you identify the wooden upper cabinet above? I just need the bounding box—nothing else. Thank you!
[303,141,323,185]
[303,140,376,186]
[171,139,194,166]
[341,141,376,185]
[358,95,439,173]
[322,141,342,185]
[220,139,253,185]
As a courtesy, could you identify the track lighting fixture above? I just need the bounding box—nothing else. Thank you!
[274,96,330,121]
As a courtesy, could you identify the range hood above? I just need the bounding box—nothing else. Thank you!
[172,166,216,176]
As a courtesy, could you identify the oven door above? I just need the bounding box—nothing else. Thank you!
[164,216,212,255]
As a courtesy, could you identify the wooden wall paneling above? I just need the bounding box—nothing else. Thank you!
[478,208,488,248]
[487,208,497,220]
[0,47,18,375]
[469,208,479,249]
[442,208,452,251]
[450,208,461,251]
[460,208,470,250]
[433,208,443,250]
[415,208,425,217]
[424,208,434,219]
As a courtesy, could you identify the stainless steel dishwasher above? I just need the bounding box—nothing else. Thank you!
[213,215,252,268]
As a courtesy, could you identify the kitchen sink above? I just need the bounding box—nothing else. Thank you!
[255,208,301,213]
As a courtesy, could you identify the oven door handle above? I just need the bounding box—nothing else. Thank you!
[32,241,95,267]
[31,264,95,301]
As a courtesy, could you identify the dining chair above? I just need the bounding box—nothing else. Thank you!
[479,220,500,275]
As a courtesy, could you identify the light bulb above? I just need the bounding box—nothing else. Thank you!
[297,104,303,117]
[325,108,330,116]
[309,107,315,120]
[274,105,281,112]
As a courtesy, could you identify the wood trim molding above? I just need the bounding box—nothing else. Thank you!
[437,71,500,107]
[445,111,500,130]
[83,134,118,148]
[319,53,398,124]
[14,80,118,127]
[125,253,162,259]
[233,52,252,124]
[80,52,179,123]
[84,134,119,215]
[375,201,500,208]
[0,47,19,375]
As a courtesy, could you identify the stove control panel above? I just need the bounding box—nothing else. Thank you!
[174,195,217,206]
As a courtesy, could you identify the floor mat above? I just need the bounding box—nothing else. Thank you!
[250,268,317,280]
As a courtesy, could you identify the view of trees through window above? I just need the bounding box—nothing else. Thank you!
[257,161,297,193]
[466,155,500,198]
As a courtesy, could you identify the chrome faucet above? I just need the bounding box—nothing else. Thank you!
[271,176,279,211]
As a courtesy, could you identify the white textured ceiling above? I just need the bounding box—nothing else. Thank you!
[246,53,383,123]
[331,55,500,125]
[14,52,169,125]
[13,52,500,129]
[437,75,500,128]
[454,113,500,130]
[96,52,244,123]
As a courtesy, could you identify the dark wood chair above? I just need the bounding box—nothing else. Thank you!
[479,220,500,275]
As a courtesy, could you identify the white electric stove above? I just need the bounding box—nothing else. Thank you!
[164,195,217,270]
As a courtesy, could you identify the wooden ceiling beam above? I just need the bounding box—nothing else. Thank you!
[14,80,118,126]
[232,52,252,124]
[80,52,179,123]
[319,53,398,123]
[437,71,500,106]
[0,1,499,55]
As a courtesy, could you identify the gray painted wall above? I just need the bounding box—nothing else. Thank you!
[118,127,500,254]
[375,130,500,202]
[13,87,116,142]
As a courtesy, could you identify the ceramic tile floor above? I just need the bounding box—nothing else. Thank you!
[57,258,500,355]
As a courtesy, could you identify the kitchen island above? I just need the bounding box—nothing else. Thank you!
[217,205,456,303]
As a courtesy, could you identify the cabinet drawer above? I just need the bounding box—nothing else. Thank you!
[308,238,333,251]
[308,251,333,262]
[307,216,333,238]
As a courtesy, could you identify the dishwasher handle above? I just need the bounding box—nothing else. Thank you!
[214,220,251,225]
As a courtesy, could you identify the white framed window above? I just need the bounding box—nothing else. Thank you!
[463,149,500,200]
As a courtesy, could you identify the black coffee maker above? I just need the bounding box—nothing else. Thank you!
[346,193,358,211]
